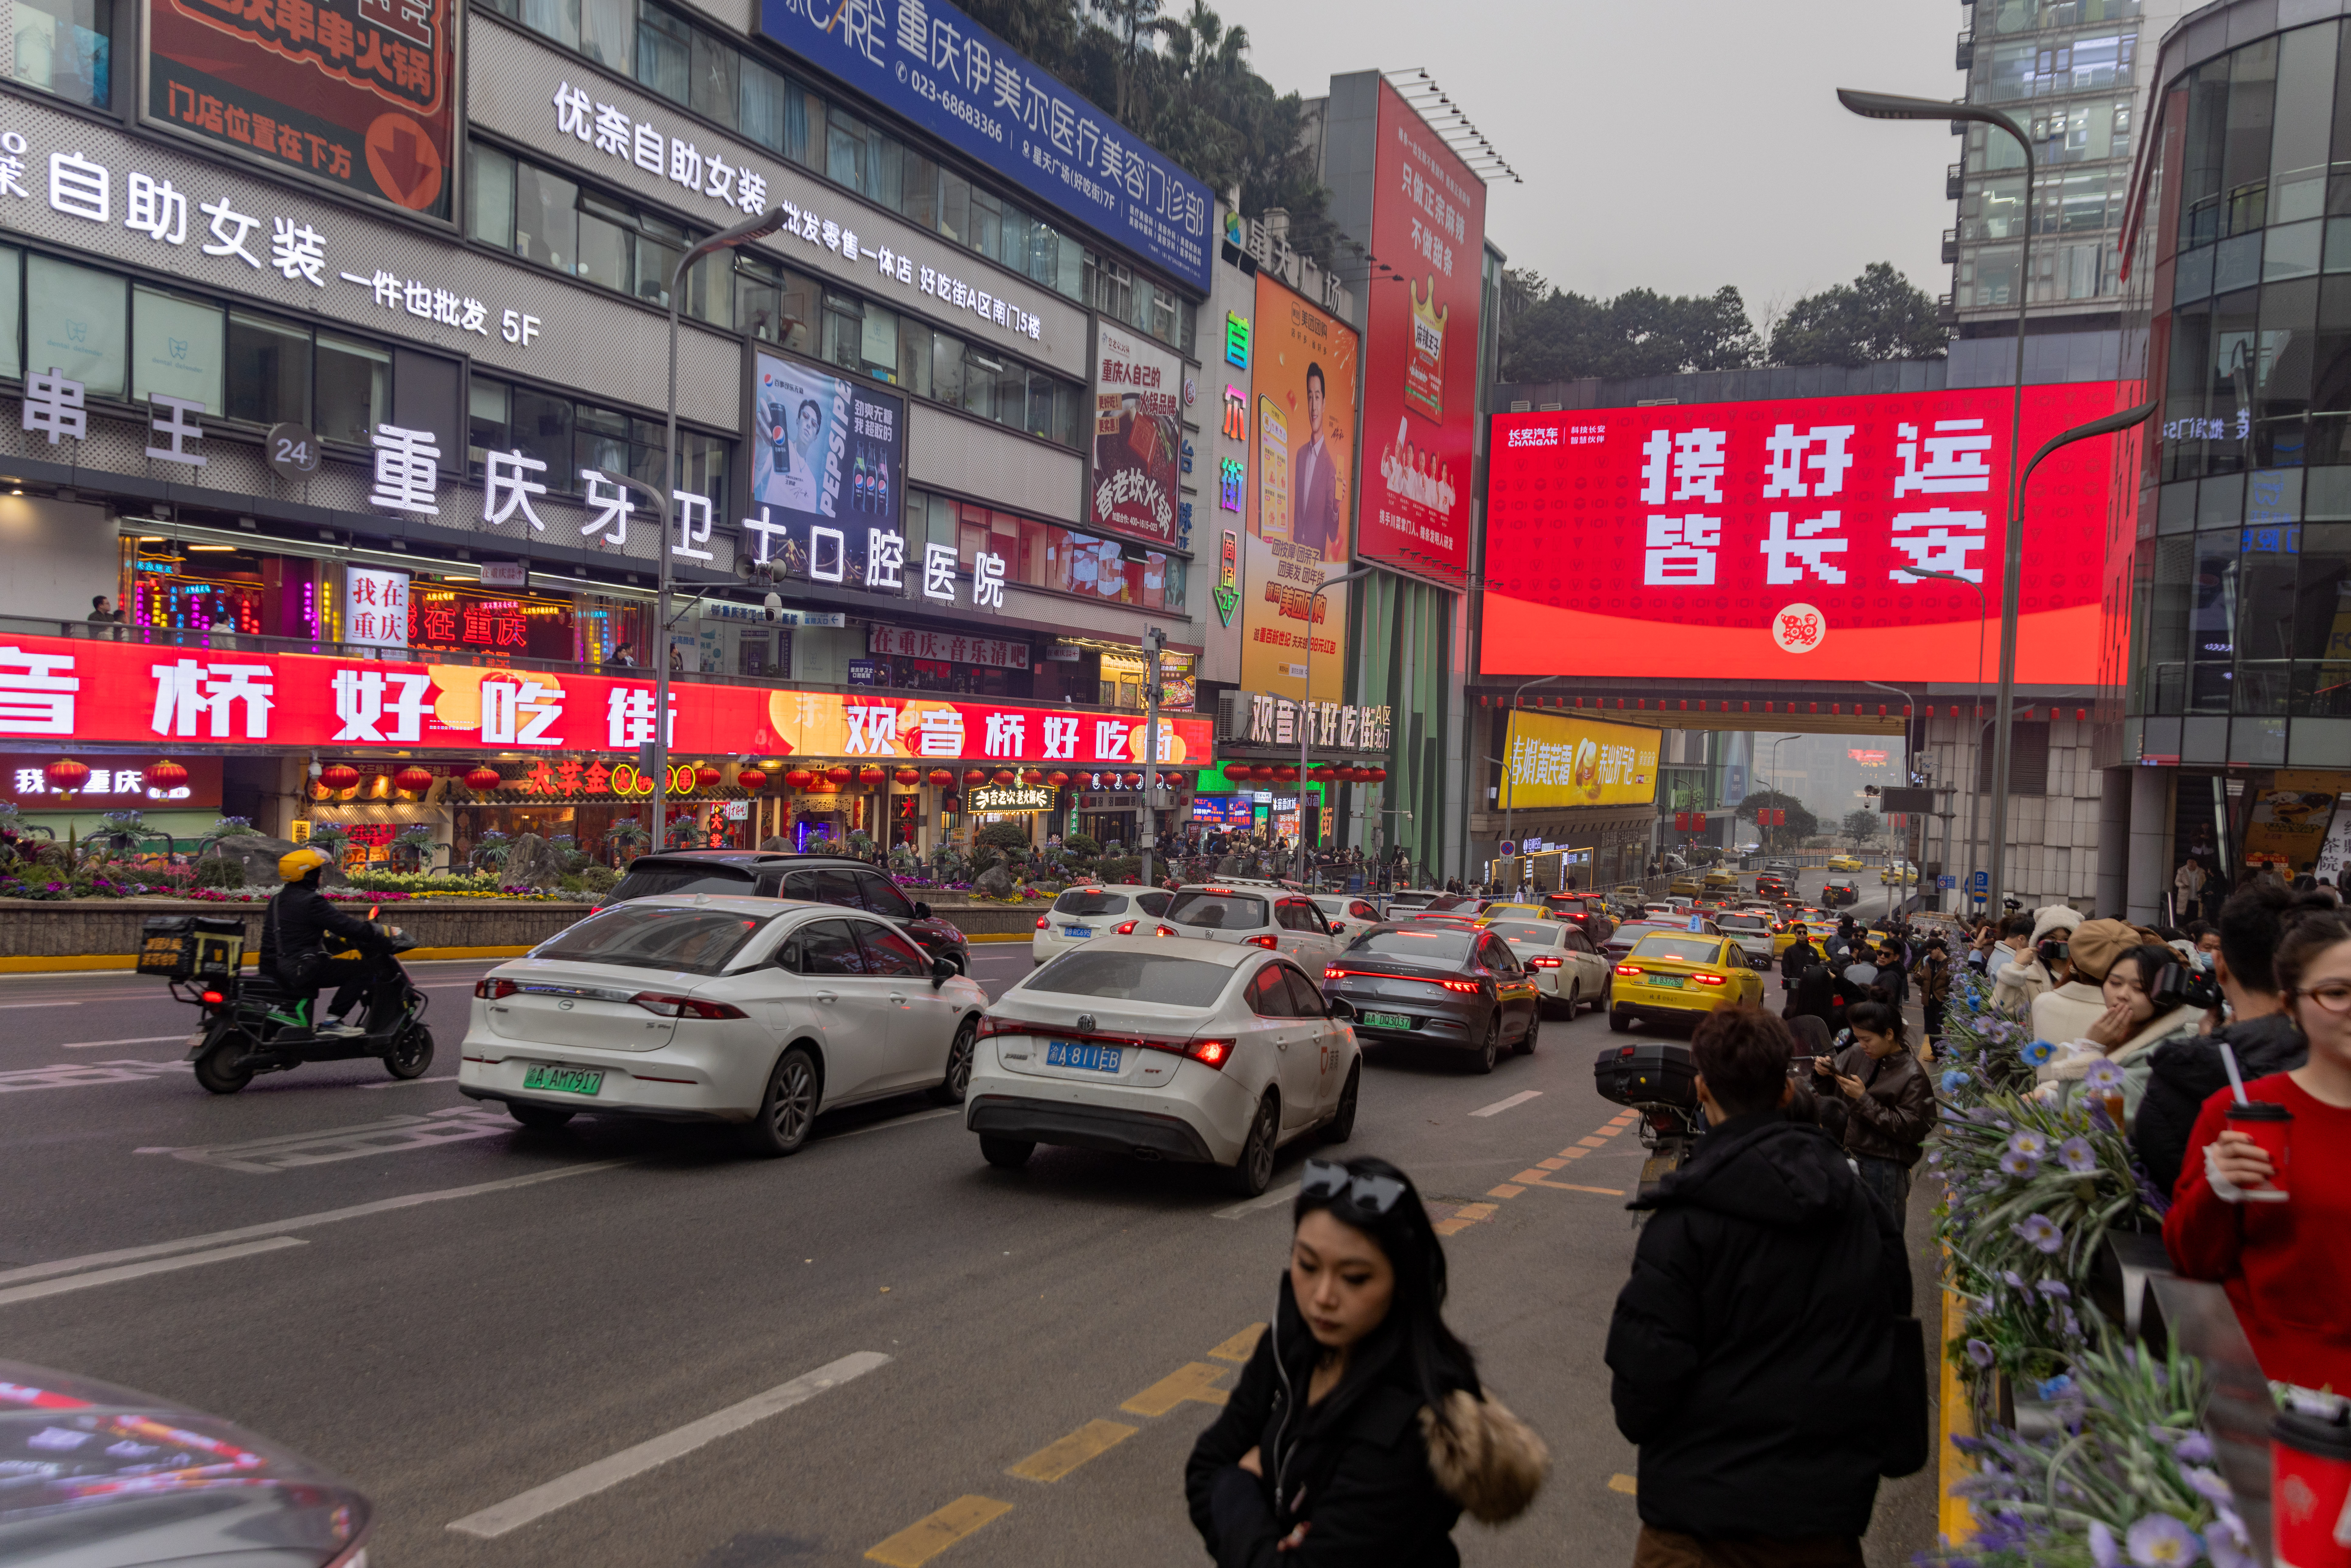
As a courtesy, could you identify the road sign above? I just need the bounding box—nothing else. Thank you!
[1972,870,1988,891]
[1939,876,1955,890]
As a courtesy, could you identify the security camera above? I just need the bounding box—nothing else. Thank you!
[763,591,783,621]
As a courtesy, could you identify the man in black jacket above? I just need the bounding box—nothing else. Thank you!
[258,847,384,1036]
[1606,1005,1909,1567]
[1779,935,1818,997]
[2134,882,2309,1198]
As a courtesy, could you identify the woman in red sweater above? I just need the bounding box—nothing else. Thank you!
[2165,911,2351,1391]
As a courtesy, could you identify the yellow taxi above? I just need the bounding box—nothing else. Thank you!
[1772,918,1839,957]
[1668,873,1704,899]
[1826,853,1864,872]
[1476,902,1553,923]
[1702,867,1739,892]
[1879,860,1918,885]
[1610,930,1765,1033]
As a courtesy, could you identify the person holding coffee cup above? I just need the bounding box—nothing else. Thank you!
[2164,911,2351,1392]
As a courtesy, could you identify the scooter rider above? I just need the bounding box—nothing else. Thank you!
[259,847,386,1037]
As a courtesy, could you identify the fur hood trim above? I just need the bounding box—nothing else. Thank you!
[1419,1390,1548,1524]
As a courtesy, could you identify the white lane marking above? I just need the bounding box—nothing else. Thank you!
[166,1106,516,1173]
[0,1001,80,1010]
[61,1036,193,1049]
[1469,1090,1544,1118]
[829,1106,960,1139]
[356,1074,461,1090]
[0,1060,184,1094]
[0,1159,630,1291]
[0,1238,307,1309]
[1213,1181,1302,1221]
[445,1352,892,1539]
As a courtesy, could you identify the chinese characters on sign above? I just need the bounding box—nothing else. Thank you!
[342,566,409,649]
[868,625,1031,670]
[1224,692,1393,753]
[1092,322,1181,546]
[1498,710,1660,810]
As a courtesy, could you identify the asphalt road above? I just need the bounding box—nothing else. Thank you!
[0,928,1938,1568]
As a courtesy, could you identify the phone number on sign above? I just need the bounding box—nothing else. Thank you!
[899,64,1006,144]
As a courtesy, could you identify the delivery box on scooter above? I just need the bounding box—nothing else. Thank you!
[138,914,247,980]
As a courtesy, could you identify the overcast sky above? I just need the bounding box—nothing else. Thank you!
[1223,0,1964,324]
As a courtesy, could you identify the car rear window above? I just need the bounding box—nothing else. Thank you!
[1166,891,1268,929]
[1633,935,1722,965]
[1716,916,1768,931]
[1021,951,1233,1006]
[1489,921,1555,944]
[1349,929,1475,962]
[1053,889,1129,917]
[531,904,772,974]
[607,864,757,901]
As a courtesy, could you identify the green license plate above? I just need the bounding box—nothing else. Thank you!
[521,1064,604,1096]
[1645,975,1685,989]
[1358,1010,1414,1030]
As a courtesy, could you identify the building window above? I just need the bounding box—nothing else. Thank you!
[10,0,110,108]
[470,144,732,325]
[26,254,127,397]
[315,335,389,445]
[467,371,730,518]
[915,495,1185,611]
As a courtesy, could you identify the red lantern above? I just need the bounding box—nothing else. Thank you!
[1273,765,1299,782]
[783,768,814,789]
[464,766,503,792]
[1310,767,1336,783]
[43,757,90,793]
[1122,772,1142,789]
[320,763,363,791]
[993,769,1015,785]
[1021,768,1044,784]
[857,765,887,785]
[1367,767,1388,783]
[964,769,988,784]
[695,765,724,791]
[148,758,192,791]
[894,767,921,786]
[737,768,767,791]
[824,764,853,785]
[807,774,839,793]
[392,764,434,794]
[1045,770,1069,787]
[1236,765,1265,783]
[928,768,955,786]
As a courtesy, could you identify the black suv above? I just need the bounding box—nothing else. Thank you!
[604,852,971,973]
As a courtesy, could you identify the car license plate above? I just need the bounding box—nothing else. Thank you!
[1063,926,1092,939]
[1358,1010,1413,1030]
[1646,975,1685,989]
[521,1064,604,1095]
[1045,1041,1121,1073]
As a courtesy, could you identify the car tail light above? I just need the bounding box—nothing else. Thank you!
[1243,933,1278,949]
[629,992,748,1020]
[200,989,225,1005]
[1036,917,1049,930]
[1185,1037,1233,1069]
[1114,919,1145,935]
[1154,925,1177,937]
[1324,966,1344,980]
[1615,964,1643,977]
[475,977,518,1000]
[1204,886,1234,895]
[1528,956,1562,968]
[1693,973,1727,986]
[1439,978,1483,994]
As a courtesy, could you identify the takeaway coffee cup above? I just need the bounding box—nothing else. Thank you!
[2225,1101,2293,1202]
[2272,1403,2351,1568]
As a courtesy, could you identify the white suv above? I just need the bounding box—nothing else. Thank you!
[1162,884,1345,968]
[1032,884,1174,966]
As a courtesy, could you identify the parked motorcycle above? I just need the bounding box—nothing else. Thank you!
[141,912,435,1093]
[1593,1038,1704,1202]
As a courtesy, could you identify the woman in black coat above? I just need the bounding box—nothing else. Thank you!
[1185,1157,1547,1566]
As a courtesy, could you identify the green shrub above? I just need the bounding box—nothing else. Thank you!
[1099,856,1142,884]
[1062,833,1101,858]
[192,854,246,889]
[578,864,618,893]
[975,822,1031,853]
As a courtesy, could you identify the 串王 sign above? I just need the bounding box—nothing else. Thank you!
[967,784,1053,813]
[757,0,1211,293]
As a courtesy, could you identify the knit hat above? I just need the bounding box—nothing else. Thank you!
[2028,904,2084,947]
[2064,918,2144,983]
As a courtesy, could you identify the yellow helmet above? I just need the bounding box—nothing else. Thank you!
[278,847,332,882]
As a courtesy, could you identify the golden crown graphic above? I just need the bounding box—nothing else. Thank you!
[1410,277,1448,338]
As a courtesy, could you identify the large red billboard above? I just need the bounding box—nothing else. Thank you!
[0,635,1212,764]
[1482,383,2125,684]
[1358,79,1486,588]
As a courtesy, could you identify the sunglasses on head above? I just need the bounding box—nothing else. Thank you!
[1301,1159,1408,1216]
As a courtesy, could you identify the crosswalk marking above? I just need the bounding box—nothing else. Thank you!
[164,1107,515,1173]
[0,1060,183,1094]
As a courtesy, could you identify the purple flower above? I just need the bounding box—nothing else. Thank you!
[2126,1514,2201,1568]
[2085,1058,2126,1092]
[2089,1521,2120,1568]
[2173,1431,2214,1464]
[2036,1279,2071,1301]
[2001,1150,2042,1178]
[2013,1213,2064,1253]
[2001,1269,2027,1290]
[1966,1338,1995,1368]
[2008,1129,2048,1158]
[2059,1137,2099,1174]
[2183,1466,2232,1504]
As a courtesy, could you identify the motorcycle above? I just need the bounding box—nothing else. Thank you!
[142,910,435,1094]
[1593,1038,1705,1202]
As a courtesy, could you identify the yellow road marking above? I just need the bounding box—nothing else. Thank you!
[1537,1157,1570,1170]
[1119,1363,1232,1416]
[1487,1183,1525,1199]
[1577,1136,1611,1148]
[1609,1473,1638,1495]
[1007,1420,1137,1483]
[1452,1203,1497,1222]
[864,1496,1014,1566]
[1518,1177,1627,1195]
[1207,1324,1265,1364]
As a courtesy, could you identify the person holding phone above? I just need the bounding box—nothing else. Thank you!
[1811,1001,1934,1236]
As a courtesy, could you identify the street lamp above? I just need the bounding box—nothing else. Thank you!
[1900,564,1986,905]
[1765,732,1803,853]
[643,204,787,850]
[1499,674,1567,890]
[1298,564,1375,885]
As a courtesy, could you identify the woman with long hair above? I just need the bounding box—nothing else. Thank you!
[1185,1156,1547,1564]
[1809,1000,1934,1235]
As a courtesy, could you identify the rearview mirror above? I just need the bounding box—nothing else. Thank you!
[1328,921,1344,936]
[914,901,933,920]
[930,953,957,988]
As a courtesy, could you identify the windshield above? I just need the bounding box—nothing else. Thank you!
[1021,950,1233,1006]
[530,904,772,974]
[1348,928,1475,963]
[607,864,757,901]
[1165,891,1268,930]
[1633,935,1723,965]
[1716,915,1769,931]
[1052,890,1129,917]
[1489,921,1556,945]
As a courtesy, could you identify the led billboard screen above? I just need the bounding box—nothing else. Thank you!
[1243,272,1359,704]
[1482,382,2124,683]
[1499,710,1660,810]
[1357,78,1485,587]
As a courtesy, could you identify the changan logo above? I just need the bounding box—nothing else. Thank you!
[1506,427,1561,449]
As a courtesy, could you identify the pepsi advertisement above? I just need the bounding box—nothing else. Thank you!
[746,349,909,597]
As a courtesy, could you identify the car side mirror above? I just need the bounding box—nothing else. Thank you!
[930,954,957,989]
[914,901,932,920]
[1327,920,1344,936]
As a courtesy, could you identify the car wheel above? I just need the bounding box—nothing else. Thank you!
[1609,1008,1632,1034]
[1471,1015,1499,1074]
[1556,981,1576,1019]
[1324,1063,1359,1144]
[509,1102,574,1130]
[742,1045,818,1157]
[929,1017,978,1105]
[1229,1093,1279,1195]
[980,1135,1034,1170]
[1517,1009,1539,1056]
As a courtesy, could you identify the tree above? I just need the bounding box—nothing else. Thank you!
[1769,262,1949,367]
[1842,809,1882,847]
[1739,789,1818,847]
[1500,269,1762,383]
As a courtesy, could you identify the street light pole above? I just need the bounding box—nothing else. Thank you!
[1141,625,1165,890]
[1299,564,1375,886]
[1900,564,1986,905]
[1499,674,1566,892]
[1766,732,1802,854]
[649,203,787,850]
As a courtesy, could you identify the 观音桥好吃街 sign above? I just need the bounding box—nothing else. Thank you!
[1218,692,1392,753]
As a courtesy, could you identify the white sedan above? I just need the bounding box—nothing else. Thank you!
[1309,893,1386,944]
[964,936,1359,1195]
[1485,918,1614,1017]
[1032,883,1175,966]
[458,895,990,1156]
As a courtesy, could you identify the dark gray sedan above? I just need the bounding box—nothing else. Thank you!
[1319,924,1542,1074]
[0,1360,371,1565]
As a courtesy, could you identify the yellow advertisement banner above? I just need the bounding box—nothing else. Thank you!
[1501,710,1662,809]
[1242,273,1360,704]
